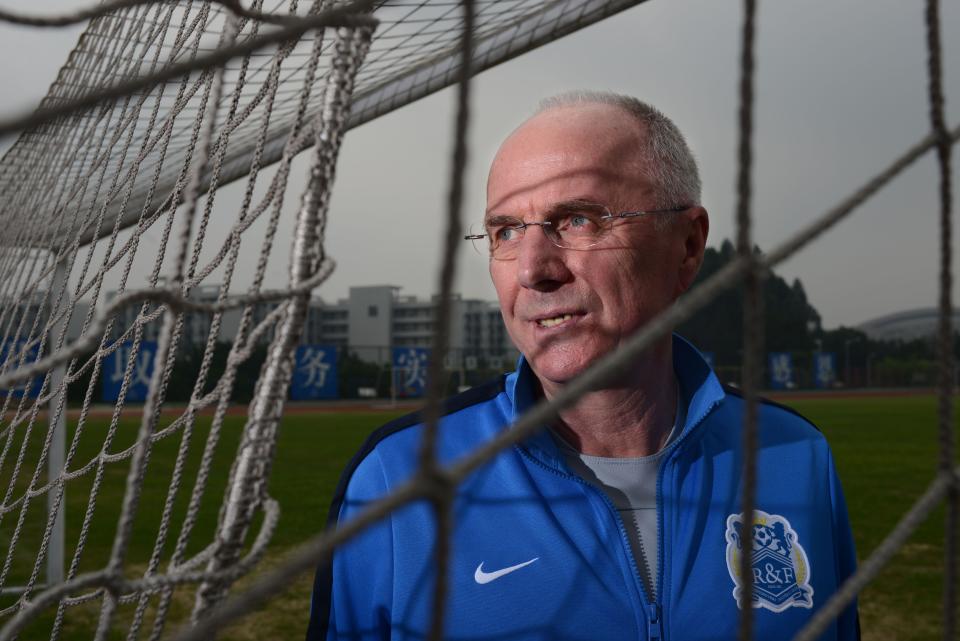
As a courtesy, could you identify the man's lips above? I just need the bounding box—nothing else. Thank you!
[537,313,572,328]
[528,310,584,328]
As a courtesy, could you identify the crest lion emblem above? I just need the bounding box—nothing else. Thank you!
[725,510,814,612]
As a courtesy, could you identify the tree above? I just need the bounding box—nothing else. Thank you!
[677,240,820,364]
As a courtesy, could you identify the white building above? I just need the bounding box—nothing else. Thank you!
[325,285,517,365]
[858,307,960,342]
[103,283,517,363]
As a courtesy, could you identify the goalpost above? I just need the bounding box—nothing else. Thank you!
[0,1,656,638]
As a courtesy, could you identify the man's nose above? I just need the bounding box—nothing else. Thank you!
[516,225,572,291]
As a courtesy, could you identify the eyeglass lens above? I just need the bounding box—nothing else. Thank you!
[481,204,611,259]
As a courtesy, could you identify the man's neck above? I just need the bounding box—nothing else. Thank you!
[540,342,678,458]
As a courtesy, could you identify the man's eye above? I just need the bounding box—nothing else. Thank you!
[493,226,519,242]
[558,212,598,233]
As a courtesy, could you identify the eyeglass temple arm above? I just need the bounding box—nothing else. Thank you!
[617,206,690,219]
[463,218,555,240]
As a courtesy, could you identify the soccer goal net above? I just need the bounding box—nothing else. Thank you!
[0,0,956,640]
[0,1,656,639]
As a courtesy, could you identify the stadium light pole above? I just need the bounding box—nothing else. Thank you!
[844,337,861,388]
[807,319,822,351]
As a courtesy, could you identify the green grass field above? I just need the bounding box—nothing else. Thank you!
[0,410,401,640]
[0,395,953,639]
[790,395,951,641]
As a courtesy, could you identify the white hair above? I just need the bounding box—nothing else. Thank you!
[537,91,702,211]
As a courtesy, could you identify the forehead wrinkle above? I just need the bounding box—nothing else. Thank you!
[488,133,650,210]
[486,166,632,215]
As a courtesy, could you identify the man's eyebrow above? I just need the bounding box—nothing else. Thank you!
[483,214,522,226]
[484,199,603,223]
[549,198,603,212]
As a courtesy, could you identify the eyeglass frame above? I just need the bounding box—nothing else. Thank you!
[464,202,691,259]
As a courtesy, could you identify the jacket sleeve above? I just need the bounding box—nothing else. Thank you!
[828,450,860,641]
[307,450,394,641]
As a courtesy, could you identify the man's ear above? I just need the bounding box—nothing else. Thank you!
[676,206,709,295]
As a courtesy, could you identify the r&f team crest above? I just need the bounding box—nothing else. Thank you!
[725,510,814,612]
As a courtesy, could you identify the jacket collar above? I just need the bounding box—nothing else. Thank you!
[507,334,726,467]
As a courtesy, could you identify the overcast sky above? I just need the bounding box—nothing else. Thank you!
[1,0,959,329]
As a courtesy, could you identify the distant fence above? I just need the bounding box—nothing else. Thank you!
[82,343,521,402]
[7,340,947,404]
[63,342,954,403]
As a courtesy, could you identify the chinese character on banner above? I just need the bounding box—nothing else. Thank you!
[813,352,836,389]
[102,341,157,402]
[768,352,794,390]
[393,347,429,397]
[0,340,42,398]
[701,351,716,368]
[290,345,339,400]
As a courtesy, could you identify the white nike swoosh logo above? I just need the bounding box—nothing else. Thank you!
[474,558,539,584]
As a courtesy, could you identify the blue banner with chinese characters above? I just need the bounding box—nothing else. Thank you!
[812,352,836,389]
[393,347,429,397]
[0,339,43,398]
[767,352,794,390]
[102,341,157,402]
[290,345,339,400]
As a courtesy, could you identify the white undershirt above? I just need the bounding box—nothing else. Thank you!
[551,385,684,600]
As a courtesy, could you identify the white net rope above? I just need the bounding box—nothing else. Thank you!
[0,0,955,640]
[0,1,653,638]
[0,0,645,249]
[0,1,376,638]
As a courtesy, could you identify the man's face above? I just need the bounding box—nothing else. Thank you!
[485,104,707,388]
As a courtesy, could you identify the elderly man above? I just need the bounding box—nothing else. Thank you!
[307,92,858,640]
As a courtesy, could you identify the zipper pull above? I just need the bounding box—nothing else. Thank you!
[647,603,662,640]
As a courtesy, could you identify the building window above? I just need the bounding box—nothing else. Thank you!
[368,305,378,317]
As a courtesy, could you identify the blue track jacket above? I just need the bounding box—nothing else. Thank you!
[308,337,858,640]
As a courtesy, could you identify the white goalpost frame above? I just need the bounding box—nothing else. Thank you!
[0,3,382,632]
[46,259,68,588]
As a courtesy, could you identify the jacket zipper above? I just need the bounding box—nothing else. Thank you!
[516,396,722,641]
[651,395,723,641]
[517,448,657,637]
[652,450,668,641]
[647,602,662,640]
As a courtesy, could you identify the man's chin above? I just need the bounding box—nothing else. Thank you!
[527,356,594,391]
